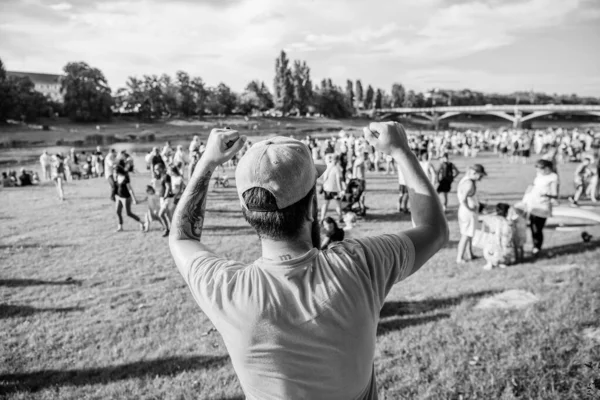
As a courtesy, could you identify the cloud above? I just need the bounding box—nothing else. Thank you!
[288,0,583,62]
[0,0,597,96]
[49,2,72,11]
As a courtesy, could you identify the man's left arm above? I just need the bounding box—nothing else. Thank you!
[169,129,246,279]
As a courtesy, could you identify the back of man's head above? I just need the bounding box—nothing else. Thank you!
[242,186,315,240]
[235,136,325,241]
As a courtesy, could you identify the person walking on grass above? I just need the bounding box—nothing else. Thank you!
[569,156,593,206]
[51,154,65,201]
[168,122,448,400]
[114,165,144,232]
[152,163,173,237]
[523,159,559,257]
[436,153,460,212]
[456,164,487,264]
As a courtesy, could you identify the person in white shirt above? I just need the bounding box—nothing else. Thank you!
[189,135,200,153]
[168,123,448,400]
[456,164,487,263]
[523,159,558,257]
[104,149,117,179]
[319,153,344,222]
[161,141,174,165]
[39,150,51,180]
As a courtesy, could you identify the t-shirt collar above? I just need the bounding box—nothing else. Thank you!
[256,248,319,270]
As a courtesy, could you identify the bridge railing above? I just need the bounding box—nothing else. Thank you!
[376,104,600,113]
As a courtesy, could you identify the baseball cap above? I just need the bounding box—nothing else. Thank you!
[471,164,487,176]
[235,136,327,211]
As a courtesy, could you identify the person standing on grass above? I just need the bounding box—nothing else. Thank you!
[319,153,344,222]
[397,166,410,214]
[51,154,65,201]
[152,163,173,237]
[456,164,487,264]
[40,150,51,181]
[104,149,117,179]
[114,165,144,232]
[168,123,448,400]
[436,153,460,212]
[522,159,558,257]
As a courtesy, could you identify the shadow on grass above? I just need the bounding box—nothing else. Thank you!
[0,278,82,287]
[380,290,498,319]
[0,304,83,320]
[0,243,77,250]
[377,290,499,335]
[0,355,230,394]
[539,239,600,260]
[377,313,449,335]
[444,239,459,249]
[364,212,408,223]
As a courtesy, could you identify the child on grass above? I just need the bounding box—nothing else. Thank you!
[143,185,164,232]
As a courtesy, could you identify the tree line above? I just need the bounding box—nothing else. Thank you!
[1,52,599,123]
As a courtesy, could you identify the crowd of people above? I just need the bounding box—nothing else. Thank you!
[2,125,599,264]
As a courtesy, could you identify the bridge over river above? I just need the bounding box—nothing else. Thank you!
[363,104,600,129]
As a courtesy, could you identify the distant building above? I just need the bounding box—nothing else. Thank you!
[6,71,64,103]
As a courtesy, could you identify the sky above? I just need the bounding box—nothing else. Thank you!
[1,0,599,96]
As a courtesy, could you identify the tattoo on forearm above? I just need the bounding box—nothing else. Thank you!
[172,168,213,241]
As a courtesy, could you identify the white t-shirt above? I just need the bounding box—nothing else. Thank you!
[322,165,342,193]
[183,234,416,400]
[527,172,558,218]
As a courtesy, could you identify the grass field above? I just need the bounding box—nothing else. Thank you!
[1,150,600,399]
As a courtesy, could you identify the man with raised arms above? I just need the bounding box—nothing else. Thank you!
[169,122,448,399]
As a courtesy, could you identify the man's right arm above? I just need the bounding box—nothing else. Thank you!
[365,122,449,274]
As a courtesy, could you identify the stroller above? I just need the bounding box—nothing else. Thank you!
[342,178,366,217]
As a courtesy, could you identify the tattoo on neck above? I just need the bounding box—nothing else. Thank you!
[279,254,292,261]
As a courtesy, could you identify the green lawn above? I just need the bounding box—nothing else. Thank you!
[1,151,599,399]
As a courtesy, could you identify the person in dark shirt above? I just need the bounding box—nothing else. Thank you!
[18,168,33,186]
[436,153,460,212]
[320,216,345,249]
[114,165,143,232]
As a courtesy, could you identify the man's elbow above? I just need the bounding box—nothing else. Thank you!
[427,219,449,253]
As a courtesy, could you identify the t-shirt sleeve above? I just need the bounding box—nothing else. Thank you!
[183,251,246,321]
[346,233,416,306]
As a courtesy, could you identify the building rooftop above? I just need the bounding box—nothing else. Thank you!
[7,71,62,85]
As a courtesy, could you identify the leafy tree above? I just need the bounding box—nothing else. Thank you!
[206,83,237,115]
[313,79,353,118]
[191,77,208,116]
[292,61,312,115]
[345,79,354,112]
[273,50,294,113]
[403,90,416,107]
[391,83,405,108]
[364,85,374,109]
[355,80,364,104]
[61,62,113,122]
[374,88,383,109]
[176,71,195,117]
[239,80,274,114]
[159,73,178,117]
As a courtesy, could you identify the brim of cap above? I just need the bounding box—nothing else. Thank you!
[315,162,327,178]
